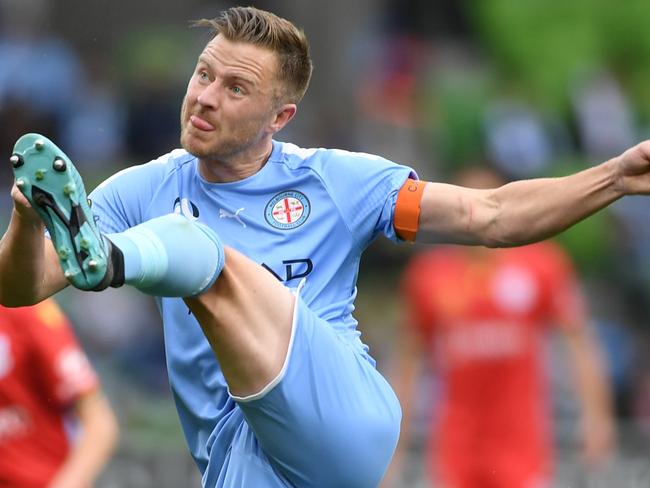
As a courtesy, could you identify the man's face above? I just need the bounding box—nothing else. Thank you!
[180,35,282,161]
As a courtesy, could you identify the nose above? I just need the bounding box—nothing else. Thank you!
[196,82,221,110]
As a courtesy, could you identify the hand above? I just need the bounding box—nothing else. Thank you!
[10,182,41,226]
[614,140,650,195]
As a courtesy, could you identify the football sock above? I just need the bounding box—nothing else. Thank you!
[106,213,225,297]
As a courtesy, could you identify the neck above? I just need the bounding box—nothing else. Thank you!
[198,139,273,183]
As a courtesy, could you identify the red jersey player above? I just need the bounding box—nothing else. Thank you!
[387,168,615,488]
[0,299,118,488]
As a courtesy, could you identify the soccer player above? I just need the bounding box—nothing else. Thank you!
[388,167,615,488]
[0,6,649,488]
[0,299,119,488]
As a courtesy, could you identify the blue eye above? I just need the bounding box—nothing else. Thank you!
[198,71,209,81]
[231,86,242,94]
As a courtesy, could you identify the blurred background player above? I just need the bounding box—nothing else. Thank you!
[0,298,119,488]
[387,167,615,488]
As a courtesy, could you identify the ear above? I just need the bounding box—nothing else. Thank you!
[269,104,297,134]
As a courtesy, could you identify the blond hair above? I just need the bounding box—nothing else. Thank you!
[193,6,313,104]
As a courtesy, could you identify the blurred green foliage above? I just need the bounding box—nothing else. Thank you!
[470,0,650,118]
[424,65,494,171]
[114,26,198,89]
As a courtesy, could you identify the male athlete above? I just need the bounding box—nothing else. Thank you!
[1,6,650,488]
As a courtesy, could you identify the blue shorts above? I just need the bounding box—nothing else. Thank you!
[204,293,401,488]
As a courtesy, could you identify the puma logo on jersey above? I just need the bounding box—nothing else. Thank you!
[219,207,246,228]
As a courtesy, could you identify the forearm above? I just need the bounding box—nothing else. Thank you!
[417,159,623,247]
[0,209,51,305]
[487,159,621,246]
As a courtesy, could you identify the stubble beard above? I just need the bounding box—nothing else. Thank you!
[180,101,266,163]
[180,101,217,160]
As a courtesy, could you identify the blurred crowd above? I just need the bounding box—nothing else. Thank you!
[3,0,650,486]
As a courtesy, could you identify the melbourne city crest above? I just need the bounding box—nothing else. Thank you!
[265,190,311,230]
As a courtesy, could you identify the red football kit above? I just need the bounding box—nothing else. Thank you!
[401,242,585,488]
[0,300,99,487]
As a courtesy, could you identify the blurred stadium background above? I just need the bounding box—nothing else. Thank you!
[3,0,650,486]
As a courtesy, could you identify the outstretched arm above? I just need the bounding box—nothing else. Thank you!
[415,141,650,246]
[0,184,67,306]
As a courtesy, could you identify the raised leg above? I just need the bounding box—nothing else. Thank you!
[184,246,295,397]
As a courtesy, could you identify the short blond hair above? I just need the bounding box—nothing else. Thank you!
[193,6,313,104]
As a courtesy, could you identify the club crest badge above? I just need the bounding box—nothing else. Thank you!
[265,190,311,230]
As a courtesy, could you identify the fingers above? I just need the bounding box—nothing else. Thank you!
[10,183,42,225]
[11,183,31,208]
[614,141,650,196]
[638,139,650,156]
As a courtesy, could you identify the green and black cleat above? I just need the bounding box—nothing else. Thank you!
[11,133,121,291]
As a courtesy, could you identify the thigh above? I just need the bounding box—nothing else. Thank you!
[235,296,402,488]
[207,420,291,488]
[185,246,296,399]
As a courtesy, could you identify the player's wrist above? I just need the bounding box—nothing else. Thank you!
[12,206,44,230]
[599,157,625,198]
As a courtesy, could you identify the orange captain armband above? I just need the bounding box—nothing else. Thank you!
[394,178,426,242]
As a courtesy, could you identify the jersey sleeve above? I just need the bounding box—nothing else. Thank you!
[316,149,416,248]
[21,300,99,408]
[88,154,174,234]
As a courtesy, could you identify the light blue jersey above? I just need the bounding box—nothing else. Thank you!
[89,140,414,486]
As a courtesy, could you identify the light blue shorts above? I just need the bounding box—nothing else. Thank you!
[205,294,401,488]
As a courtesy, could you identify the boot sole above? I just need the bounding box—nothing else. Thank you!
[11,133,108,290]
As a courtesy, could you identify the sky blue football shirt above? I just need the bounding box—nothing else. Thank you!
[89,140,415,479]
